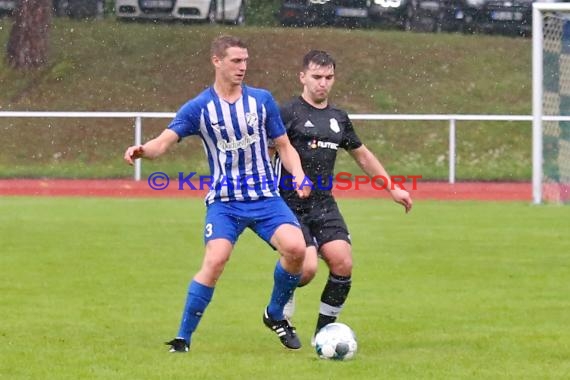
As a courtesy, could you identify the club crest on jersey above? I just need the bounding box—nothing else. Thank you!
[329,118,340,133]
[246,112,258,128]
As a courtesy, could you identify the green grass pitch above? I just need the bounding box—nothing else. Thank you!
[1,197,569,379]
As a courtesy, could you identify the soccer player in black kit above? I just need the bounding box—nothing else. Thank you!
[274,50,413,344]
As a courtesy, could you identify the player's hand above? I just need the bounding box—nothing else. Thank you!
[296,177,312,199]
[296,187,312,199]
[124,145,145,166]
[391,188,413,213]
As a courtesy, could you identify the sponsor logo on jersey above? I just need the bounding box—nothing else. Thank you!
[304,120,315,128]
[217,134,260,152]
[329,118,340,133]
[308,139,338,150]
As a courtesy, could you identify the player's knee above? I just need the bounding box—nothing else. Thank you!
[291,242,307,262]
[203,249,231,273]
[280,240,306,263]
[330,255,352,276]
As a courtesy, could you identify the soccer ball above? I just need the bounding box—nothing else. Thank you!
[314,322,358,360]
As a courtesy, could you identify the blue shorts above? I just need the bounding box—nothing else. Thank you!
[203,197,301,246]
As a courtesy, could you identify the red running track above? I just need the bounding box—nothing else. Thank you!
[0,179,531,201]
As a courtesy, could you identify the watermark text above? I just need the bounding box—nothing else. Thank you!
[147,171,421,191]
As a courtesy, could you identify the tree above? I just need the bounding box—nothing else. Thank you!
[6,0,53,69]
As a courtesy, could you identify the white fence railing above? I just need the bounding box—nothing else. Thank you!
[0,111,554,187]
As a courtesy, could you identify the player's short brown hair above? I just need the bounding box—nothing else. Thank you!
[211,35,248,58]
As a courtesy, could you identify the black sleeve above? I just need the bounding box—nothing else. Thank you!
[339,111,363,151]
[279,101,295,131]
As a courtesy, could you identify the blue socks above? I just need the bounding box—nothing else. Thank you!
[177,280,214,344]
[267,260,301,320]
[176,262,299,344]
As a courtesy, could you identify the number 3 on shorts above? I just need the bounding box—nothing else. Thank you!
[205,223,213,238]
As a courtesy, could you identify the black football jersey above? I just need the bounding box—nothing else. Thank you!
[277,96,362,201]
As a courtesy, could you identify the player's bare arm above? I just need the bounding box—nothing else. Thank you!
[349,145,413,213]
[124,129,179,165]
[272,134,311,199]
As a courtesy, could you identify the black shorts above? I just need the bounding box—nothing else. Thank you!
[287,196,351,248]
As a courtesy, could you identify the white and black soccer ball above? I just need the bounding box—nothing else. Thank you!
[314,322,357,360]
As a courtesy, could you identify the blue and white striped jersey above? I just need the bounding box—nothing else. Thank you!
[168,85,286,204]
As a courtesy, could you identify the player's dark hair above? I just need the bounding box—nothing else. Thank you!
[303,50,336,71]
[211,35,247,58]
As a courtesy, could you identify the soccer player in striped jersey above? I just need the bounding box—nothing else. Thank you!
[124,36,310,353]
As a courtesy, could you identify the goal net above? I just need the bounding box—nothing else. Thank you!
[533,3,570,204]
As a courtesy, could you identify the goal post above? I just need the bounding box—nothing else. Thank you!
[533,2,570,204]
